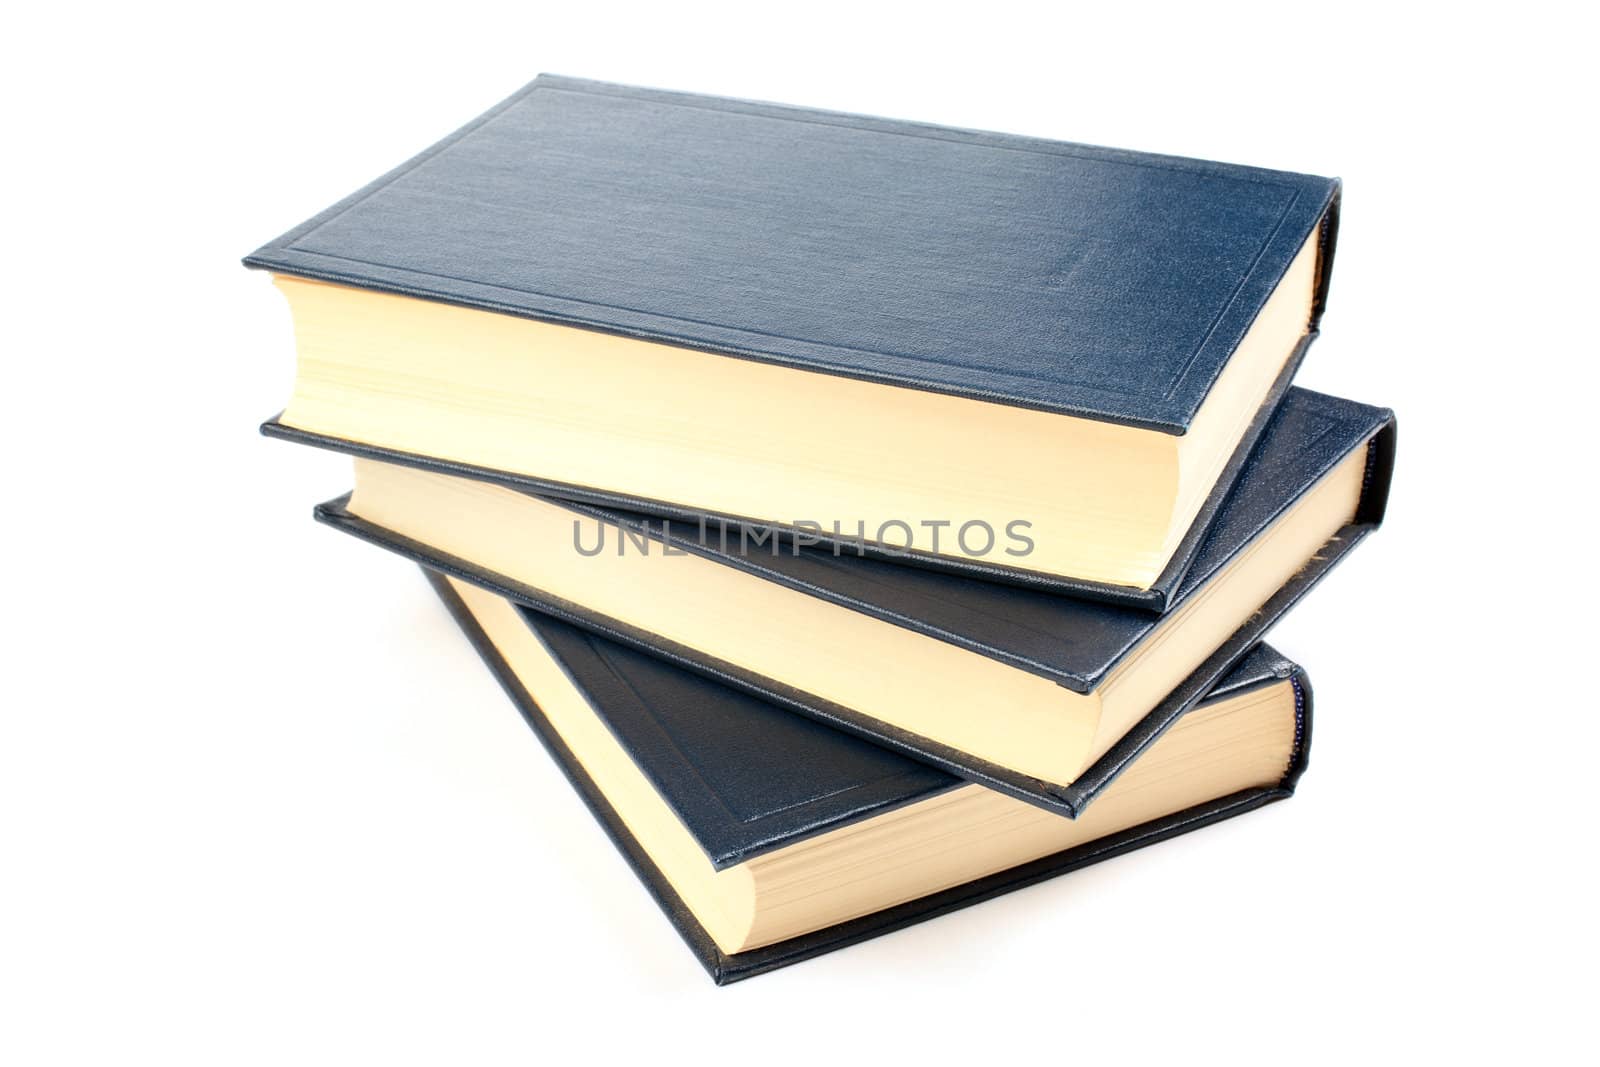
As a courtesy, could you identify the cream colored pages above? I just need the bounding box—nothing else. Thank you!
[448,576,1297,955]
[275,226,1317,587]
[347,440,1361,786]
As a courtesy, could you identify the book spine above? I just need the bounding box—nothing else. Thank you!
[1310,186,1342,329]
[1280,666,1314,794]
[1356,416,1398,526]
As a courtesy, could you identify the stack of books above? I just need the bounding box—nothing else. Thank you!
[246,75,1395,983]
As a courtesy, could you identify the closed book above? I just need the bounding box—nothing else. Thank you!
[249,73,1341,606]
[427,568,1312,984]
[316,387,1393,815]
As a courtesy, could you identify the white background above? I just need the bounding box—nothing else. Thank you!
[4,2,1594,1062]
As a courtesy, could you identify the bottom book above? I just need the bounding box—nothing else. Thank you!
[426,568,1313,984]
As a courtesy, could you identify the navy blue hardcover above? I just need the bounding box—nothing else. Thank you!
[426,568,1311,984]
[251,74,1340,605]
[246,74,1339,432]
[316,387,1392,815]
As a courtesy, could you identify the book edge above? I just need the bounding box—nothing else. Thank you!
[260,417,1173,609]
[243,76,1339,431]
[314,495,1365,816]
[424,566,1308,985]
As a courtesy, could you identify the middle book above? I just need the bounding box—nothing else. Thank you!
[312,387,1394,815]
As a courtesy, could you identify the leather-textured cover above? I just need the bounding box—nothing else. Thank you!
[250,73,1340,603]
[427,567,1311,984]
[312,387,1391,814]
[245,74,1339,432]
[520,605,955,870]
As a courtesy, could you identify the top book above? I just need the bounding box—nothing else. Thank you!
[247,74,1340,605]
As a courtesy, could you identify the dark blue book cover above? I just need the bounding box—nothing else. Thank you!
[252,74,1342,605]
[315,388,1393,815]
[247,75,1336,431]
[428,568,1311,984]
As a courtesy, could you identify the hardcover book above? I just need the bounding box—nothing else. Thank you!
[249,73,1341,606]
[428,569,1313,984]
[316,387,1393,815]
